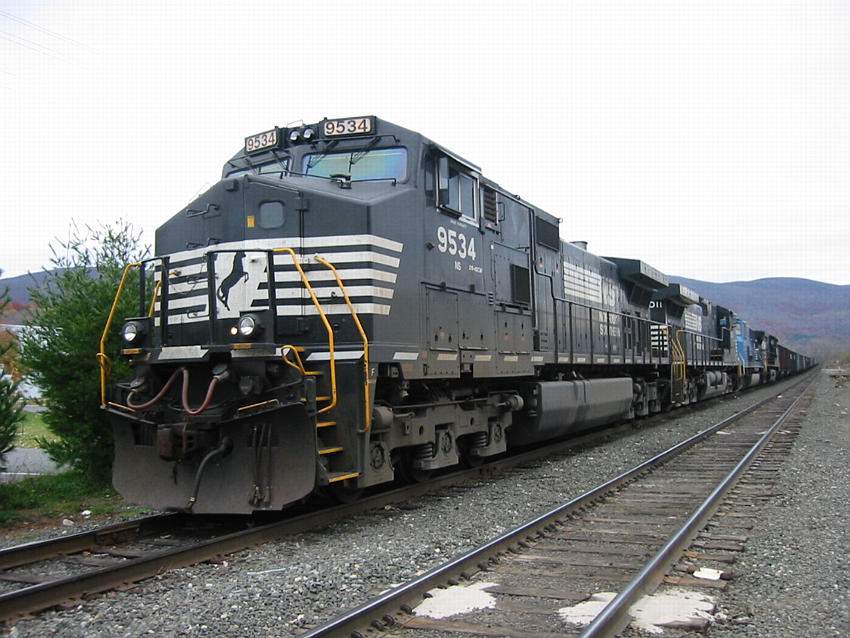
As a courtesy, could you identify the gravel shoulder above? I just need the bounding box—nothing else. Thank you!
[707,373,849,638]
[5,376,810,637]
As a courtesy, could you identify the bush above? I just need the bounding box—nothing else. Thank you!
[19,222,148,483]
[0,274,25,468]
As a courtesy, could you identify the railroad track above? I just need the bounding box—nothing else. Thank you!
[298,374,815,638]
[0,375,809,624]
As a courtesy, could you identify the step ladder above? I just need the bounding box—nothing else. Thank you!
[670,327,688,403]
[274,248,373,487]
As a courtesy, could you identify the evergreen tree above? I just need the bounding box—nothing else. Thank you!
[0,272,24,469]
[19,222,147,482]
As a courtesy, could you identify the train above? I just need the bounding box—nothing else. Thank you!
[100,116,813,514]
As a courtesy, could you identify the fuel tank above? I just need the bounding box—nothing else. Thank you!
[509,378,634,446]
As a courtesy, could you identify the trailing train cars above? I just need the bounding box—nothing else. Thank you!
[99,117,813,513]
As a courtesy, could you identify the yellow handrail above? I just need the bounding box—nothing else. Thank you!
[281,344,307,375]
[147,279,162,317]
[315,256,372,432]
[273,248,337,414]
[671,328,687,384]
[98,262,142,406]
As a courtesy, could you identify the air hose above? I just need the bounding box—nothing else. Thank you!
[185,436,232,511]
[127,367,227,416]
[127,367,184,410]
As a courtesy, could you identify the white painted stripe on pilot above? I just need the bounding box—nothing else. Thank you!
[275,303,391,316]
[160,235,404,266]
[307,350,364,361]
[159,302,393,324]
[474,354,492,362]
[160,315,208,326]
[393,352,419,361]
[156,297,214,310]
[158,286,394,311]
[300,235,403,253]
[158,345,208,359]
[558,355,570,363]
[156,263,207,279]
[159,268,399,293]
[436,353,458,361]
[274,269,398,284]
[503,355,519,362]
[574,356,588,363]
[159,281,208,296]
[163,251,401,273]
[531,355,544,362]
[274,251,400,268]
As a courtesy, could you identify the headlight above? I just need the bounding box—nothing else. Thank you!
[122,321,141,343]
[302,127,315,141]
[288,130,300,143]
[238,315,259,338]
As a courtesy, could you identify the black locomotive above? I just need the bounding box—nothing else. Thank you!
[101,117,813,514]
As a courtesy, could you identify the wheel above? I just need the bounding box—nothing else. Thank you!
[396,453,433,483]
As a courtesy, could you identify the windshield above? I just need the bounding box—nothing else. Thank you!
[226,157,290,179]
[303,147,407,181]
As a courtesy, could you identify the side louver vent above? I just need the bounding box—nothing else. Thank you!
[482,187,498,222]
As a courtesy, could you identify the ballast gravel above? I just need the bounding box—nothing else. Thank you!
[705,373,849,638]
[5,376,814,637]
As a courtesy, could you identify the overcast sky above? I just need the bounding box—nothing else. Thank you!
[1,0,848,284]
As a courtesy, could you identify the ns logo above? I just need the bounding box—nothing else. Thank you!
[212,251,269,318]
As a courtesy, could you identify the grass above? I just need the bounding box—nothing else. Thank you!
[0,471,147,527]
[14,411,58,448]
[1,414,148,528]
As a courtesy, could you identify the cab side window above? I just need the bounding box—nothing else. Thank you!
[437,156,476,220]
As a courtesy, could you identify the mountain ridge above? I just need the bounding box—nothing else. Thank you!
[672,275,848,360]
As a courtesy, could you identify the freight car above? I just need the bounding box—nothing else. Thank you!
[99,116,813,513]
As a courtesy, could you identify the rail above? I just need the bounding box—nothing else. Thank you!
[579,374,816,637]
[296,373,814,638]
[315,256,371,432]
[3,370,809,622]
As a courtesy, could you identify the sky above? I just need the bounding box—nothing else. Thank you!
[0,0,848,284]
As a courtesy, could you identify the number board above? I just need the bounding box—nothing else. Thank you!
[322,117,374,138]
[244,129,278,154]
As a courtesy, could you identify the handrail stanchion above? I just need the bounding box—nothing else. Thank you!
[273,247,337,414]
[315,256,371,432]
[98,262,142,407]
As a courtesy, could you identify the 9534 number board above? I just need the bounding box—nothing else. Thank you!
[323,116,374,138]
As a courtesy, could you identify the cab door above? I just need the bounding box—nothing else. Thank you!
[422,154,487,375]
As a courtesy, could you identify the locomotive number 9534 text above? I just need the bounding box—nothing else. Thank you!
[436,226,476,260]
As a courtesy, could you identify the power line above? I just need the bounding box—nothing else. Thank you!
[0,29,67,59]
[0,32,66,62]
[0,9,90,50]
